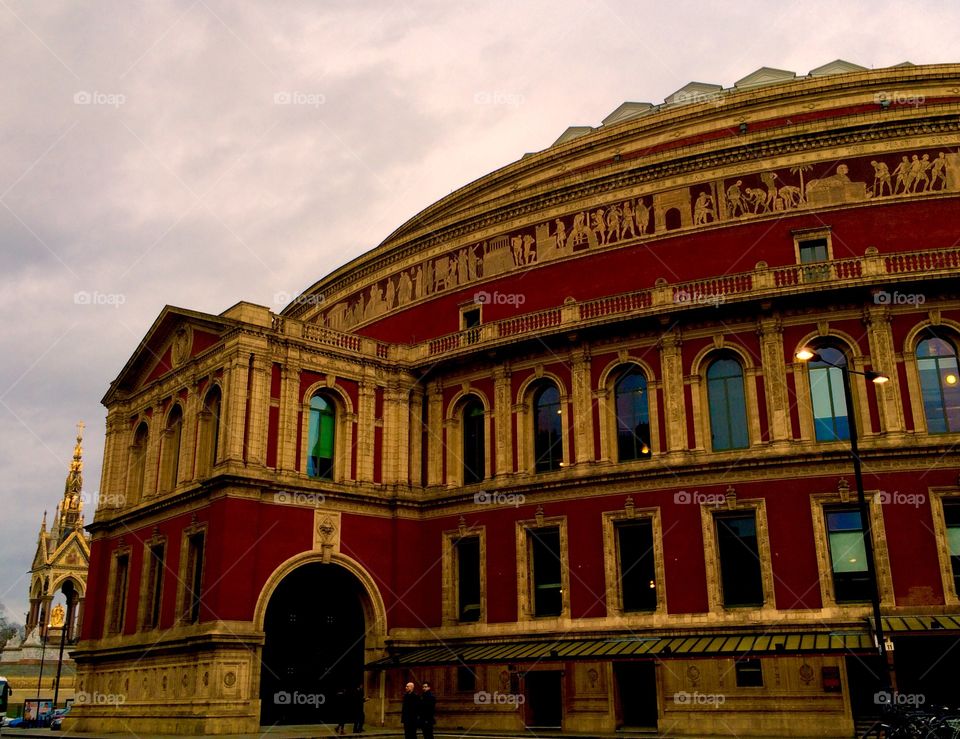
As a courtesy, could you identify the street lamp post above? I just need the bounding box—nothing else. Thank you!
[796,348,895,694]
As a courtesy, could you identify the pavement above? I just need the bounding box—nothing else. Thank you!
[0,726,856,739]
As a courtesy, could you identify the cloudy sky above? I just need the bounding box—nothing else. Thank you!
[0,0,957,625]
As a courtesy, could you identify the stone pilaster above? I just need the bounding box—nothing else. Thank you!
[244,356,271,467]
[758,315,791,442]
[142,399,162,498]
[863,305,905,433]
[493,365,513,476]
[382,379,411,485]
[181,383,201,481]
[659,330,688,452]
[356,373,378,483]
[426,380,444,486]
[408,384,424,486]
[570,347,594,464]
[277,359,301,473]
[222,356,250,464]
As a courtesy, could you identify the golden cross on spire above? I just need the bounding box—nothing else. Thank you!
[76,420,85,438]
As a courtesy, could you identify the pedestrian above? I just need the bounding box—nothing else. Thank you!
[401,681,419,739]
[352,682,366,733]
[419,682,436,739]
[334,687,347,735]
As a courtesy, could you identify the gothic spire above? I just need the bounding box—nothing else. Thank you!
[57,422,85,544]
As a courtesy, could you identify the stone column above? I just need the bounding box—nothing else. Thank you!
[758,315,791,442]
[570,347,595,464]
[408,384,424,487]
[493,365,513,476]
[222,356,250,464]
[180,381,202,482]
[245,355,271,467]
[659,330,688,452]
[863,305,905,434]
[142,395,162,498]
[101,411,125,509]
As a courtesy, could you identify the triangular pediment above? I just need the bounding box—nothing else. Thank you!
[551,126,594,148]
[601,102,655,126]
[664,82,723,106]
[734,66,796,89]
[809,59,867,77]
[31,537,49,570]
[49,532,90,569]
[103,306,239,403]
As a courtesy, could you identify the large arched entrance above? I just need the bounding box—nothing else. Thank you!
[259,563,367,725]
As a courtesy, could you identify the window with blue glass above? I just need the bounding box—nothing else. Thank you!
[615,367,651,461]
[534,384,563,472]
[706,356,749,450]
[809,346,850,441]
[307,394,336,479]
[826,508,871,602]
[917,335,960,434]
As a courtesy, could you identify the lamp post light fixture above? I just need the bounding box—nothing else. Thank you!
[796,347,895,694]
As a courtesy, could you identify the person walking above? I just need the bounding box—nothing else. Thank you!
[352,682,366,733]
[333,687,348,735]
[419,682,436,739]
[401,681,420,739]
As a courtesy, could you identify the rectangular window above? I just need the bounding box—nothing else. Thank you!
[798,238,829,263]
[735,658,763,687]
[716,513,764,607]
[943,501,960,597]
[617,521,657,612]
[461,306,482,344]
[530,527,563,617]
[456,536,481,622]
[110,553,130,634]
[144,543,165,629]
[826,508,871,603]
[184,532,205,623]
[456,665,477,693]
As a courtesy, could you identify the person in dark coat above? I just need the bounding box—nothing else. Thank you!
[401,681,419,739]
[352,683,366,733]
[419,682,436,739]
[333,687,348,735]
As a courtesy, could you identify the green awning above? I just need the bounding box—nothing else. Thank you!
[875,615,960,633]
[368,631,874,668]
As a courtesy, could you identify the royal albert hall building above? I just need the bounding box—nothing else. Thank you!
[71,61,960,737]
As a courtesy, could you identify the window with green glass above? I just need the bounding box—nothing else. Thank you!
[307,394,335,479]
[826,508,871,602]
[707,357,749,450]
[943,501,960,597]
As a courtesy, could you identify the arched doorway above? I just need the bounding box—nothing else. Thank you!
[259,563,367,725]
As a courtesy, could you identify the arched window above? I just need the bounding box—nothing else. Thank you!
[917,335,960,433]
[128,422,149,503]
[462,397,485,484]
[533,384,563,472]
[615,367,651,461]
[307,394,336,479]
[201,386,222,472]
[706,356,749,450]
[162,406,183,491]
[808,346,850,441]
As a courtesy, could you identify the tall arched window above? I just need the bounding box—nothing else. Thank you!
[917,334,960,434]
[163,405,183,491]
[534,384,563,472]
[808,346,849,441]
[462,397,485,484]
[615,367,651,461]
[128,422,149,503]
[706,356,749,450]
[307,394,336,479]
[201,386,222,472]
